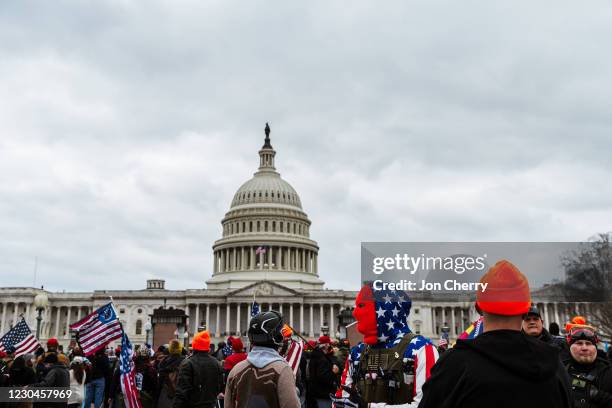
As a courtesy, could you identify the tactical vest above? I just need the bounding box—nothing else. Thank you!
[354,334,416,404]
[567,363,600,408]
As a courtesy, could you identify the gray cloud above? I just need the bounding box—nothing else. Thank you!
[0,1,611,292]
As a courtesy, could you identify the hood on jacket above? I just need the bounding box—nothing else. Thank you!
[247,346,285,369]
[455,330,560,381]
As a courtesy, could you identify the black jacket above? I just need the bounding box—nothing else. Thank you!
[565,356,612,407]
[88,353,110,381]
[32,363,70,408]
[307,348,338,399]
[419,330,573,408]
[173,351,223,408]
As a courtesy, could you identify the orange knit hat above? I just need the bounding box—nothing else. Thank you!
[476,260,531,316]
[192,331,211,351]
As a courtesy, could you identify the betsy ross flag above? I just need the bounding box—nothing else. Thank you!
[0,318,41,357]
[284,338,304,376]
[70,303,122,355]
[119,331,142,408]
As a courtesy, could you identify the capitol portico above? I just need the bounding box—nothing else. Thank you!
[0,126,591,347]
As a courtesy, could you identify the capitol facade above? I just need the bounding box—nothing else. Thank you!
[0,127,588,347]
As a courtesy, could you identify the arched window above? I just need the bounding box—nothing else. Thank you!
[280,222,284,233]
[249,221,253,232]
[264,221,268,232]
[136,320,143,335]
[272,221,276,231]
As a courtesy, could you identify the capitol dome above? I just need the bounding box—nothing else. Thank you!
[230,172,302,209]
[206,124,324,290]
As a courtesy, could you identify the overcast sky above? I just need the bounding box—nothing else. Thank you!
[1,1,611,293]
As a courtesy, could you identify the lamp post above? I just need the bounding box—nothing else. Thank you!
[33,292,49,340]
[144,321,152,345]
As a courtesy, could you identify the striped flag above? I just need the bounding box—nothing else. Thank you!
[284,338,304,376]
[255,246,267,255]
[251,301,260,317]
[458,316,485,340]
[0,318,41,357]
[438,330,449,348]
[70,303,122,356]
[119,331,142,408]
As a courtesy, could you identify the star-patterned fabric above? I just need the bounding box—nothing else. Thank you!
[372,288,413,346]
[337,286,439,407]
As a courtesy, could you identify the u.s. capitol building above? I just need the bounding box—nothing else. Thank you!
[0,127,584,347]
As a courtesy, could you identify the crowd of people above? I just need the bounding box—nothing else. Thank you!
[1,260,612,407]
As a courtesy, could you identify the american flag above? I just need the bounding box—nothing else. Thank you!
[438,330,449,348]
[251,301,260,317]
[255,246,266,255]
[70,303,122,356]
[284,338,304,376]
[119,331,142,408]
[0,318,41,357]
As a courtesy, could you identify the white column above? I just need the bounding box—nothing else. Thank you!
[553,303,559,325]
[236,303,241,335]
[65,307,72,339]
[13,303,18,327]
[279,303,283,317]
[226,303,231,336]
[441,307,446,327]
[206,304,210,331]
[247,303,251,319]
[279,247,283,270]
[54,307,61,338]
[450,307,456,336]
[195,304,200,333]
[185,304,190,334]
[330,304,335,337]
[1,303,7,334]
[319,304,324,335]
[309,304,314,337]
[250,247,255,269]
[25,304,31,327]
[460,308,464,331]
[215,305,220,337]
[290,304,294,327]
[431,307,437,334]
[300,304,304,334]
[77,308,82,322]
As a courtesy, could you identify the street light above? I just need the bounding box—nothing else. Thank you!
[144,321,152,345]
[33,292,49,340]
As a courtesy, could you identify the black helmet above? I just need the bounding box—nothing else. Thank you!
[248,311,284,347]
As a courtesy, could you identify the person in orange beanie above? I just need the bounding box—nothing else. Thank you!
[420,260,573,408]
[174,331,223,408]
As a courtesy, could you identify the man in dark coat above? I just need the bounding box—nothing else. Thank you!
[306,336,339,408]
[31,352,70,408]
[523,304,568,353]
[173,331,223,408]
[419,260,573,408]
[564,325,612,407]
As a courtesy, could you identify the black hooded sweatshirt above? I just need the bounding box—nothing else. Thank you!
[419,330,573,408]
